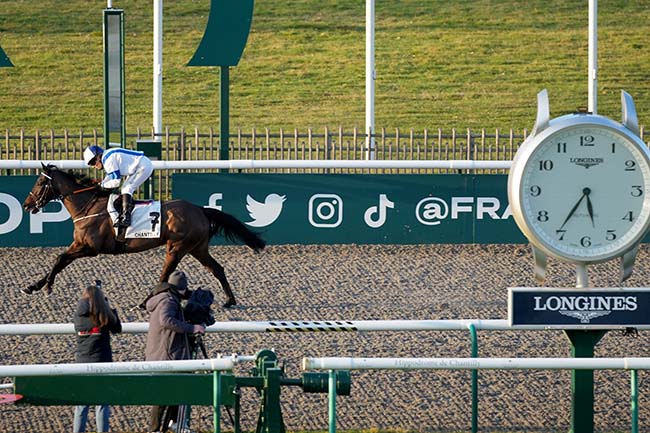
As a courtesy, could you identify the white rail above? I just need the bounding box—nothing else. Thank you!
[0,159,512,171]
[0,319,507,335]
[302,356,650,371]
[0,357,233,377]
[304,355,647,433]
[1,319,648,336]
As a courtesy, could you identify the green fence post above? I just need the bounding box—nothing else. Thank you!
[136,140,162,199]
[631,369,638,433]
[187,0,255,164]
[103,8,125,148]
[468,323,478,433]
[213,370,221,433]
[328,369,337,433]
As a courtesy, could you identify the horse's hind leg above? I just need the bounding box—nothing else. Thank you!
[189,247,236,308]
[160,242,187,283]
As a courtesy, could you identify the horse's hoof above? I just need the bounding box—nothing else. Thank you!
[20,287,34,295]
[223,299,237,308]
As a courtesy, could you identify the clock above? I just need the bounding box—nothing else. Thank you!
[508,90,650,283]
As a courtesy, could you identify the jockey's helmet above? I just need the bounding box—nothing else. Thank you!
[83,145,104,166]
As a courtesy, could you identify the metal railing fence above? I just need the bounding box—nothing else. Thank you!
[2,126,647,199]
[1,126,528,171]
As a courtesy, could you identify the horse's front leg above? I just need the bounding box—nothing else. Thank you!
[21,276,48,294]
[23,244,95,295]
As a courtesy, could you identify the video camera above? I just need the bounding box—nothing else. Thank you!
[183,288,216,327]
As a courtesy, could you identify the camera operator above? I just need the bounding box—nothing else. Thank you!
[145,270,205,433]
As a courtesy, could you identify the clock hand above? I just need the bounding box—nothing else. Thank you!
[559,191,586,230]
[584,187,595,227]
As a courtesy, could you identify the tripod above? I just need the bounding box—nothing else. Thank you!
[157,334,206,433]
[163,333,235,433]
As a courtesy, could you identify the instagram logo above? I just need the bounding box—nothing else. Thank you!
[308,194,343,227]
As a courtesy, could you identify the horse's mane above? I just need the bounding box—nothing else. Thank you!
[45,164,112,197]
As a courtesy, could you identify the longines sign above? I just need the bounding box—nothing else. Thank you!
[509,287,650,329]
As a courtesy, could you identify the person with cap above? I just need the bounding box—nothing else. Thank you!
[82,145,154,230]
[145,270,205,433]
[72,284,122,433]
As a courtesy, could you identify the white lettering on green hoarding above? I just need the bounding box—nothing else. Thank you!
[0,191,512,234]
[416,196,511,226]
[364,194,395,228]
[0,193,70,235]
[245,193,286,227]
[212,192,511,229]
[2,171,523,246]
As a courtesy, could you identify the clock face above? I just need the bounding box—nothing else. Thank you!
[513,121,650,263]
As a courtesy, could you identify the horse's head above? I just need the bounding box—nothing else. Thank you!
[22,163,64,214]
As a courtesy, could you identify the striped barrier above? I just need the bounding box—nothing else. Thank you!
[7,318,649,336]
[0,319,512,335]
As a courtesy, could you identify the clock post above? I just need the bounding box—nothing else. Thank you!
[565,264,605,433]
[565,328,606,433]
[508,91,650,433]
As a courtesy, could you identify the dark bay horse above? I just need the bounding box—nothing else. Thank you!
[21,164,265,307]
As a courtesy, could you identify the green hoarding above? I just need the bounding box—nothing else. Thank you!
[0,176,74,247]
[173,173,526,245]
[0,174,526,247]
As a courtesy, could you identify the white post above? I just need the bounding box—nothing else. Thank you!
[365,0,375,160]
[153,0,163,139]
[588,0,597,114]
[107,0,113,8]
[576,263,589,288]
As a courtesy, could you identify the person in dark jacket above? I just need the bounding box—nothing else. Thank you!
[145,270,205,433]
[73,284,122,433]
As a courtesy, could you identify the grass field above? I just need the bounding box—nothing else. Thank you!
[0,0,649,132]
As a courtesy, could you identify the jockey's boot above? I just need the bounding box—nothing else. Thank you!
[120,193,134,228]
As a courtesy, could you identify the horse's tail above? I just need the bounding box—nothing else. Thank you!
[202,207,266,252]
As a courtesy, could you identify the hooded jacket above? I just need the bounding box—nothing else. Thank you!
[73,298,122,363]
[145,282,194,361]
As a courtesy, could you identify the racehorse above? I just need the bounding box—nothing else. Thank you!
[21,164,266,307]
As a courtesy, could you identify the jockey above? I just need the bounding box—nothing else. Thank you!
[83,145,154,229]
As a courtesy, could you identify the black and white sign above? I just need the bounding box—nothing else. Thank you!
[509,287,650,329]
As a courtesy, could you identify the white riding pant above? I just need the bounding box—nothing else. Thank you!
[121,158,153,196]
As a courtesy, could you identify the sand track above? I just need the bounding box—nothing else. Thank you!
[1,244,649,432]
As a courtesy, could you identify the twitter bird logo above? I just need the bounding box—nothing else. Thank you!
[245,193,286,227]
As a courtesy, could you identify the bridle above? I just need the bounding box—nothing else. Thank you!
[29,171,100,215]
[28,172,61,211]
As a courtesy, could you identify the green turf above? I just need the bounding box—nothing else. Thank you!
[0,0,649,132]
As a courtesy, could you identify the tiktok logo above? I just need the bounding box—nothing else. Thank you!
[364,194,395,228]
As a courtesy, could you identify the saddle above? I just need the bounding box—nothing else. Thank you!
[111,195,150,214]
[107,194,162,239]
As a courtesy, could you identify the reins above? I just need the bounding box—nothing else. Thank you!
[35,170,105,222]
[72,186,98,195]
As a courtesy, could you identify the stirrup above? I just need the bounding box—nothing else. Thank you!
[116,226,127,242]
[114,215,130,229]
